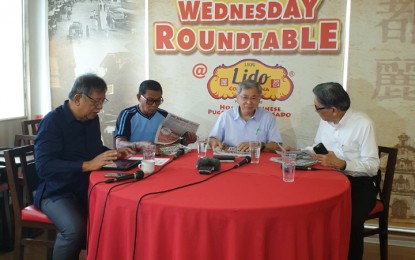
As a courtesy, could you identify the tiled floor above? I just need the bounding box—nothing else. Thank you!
[0,248,86,260]
[362,232,415,260]
[0,234,414,260]
[364,242,415,260]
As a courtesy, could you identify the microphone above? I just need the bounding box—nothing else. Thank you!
[105,171,144,183]
[173,148,185,160]
[233,156,251,168]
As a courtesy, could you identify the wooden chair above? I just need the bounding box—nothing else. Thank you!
[0,166,13,251]
[0,135,36,251]
[4,145,57,259]
[14,134,36,147]
[21,119,42,135]
[364,146,398,260]
[1,134,35,248]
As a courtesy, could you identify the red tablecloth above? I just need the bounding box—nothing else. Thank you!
[87,150,351,260]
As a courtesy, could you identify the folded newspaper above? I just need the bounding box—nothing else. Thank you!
[270,152,317,167]
[154,113,199,145]
[157,143,191,156]
[213,146,250,157]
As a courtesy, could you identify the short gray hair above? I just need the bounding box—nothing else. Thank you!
[312,82,350,111]
[237,79,262,95]
[68,73,107,100]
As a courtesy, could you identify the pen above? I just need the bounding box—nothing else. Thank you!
[277,142,286,153]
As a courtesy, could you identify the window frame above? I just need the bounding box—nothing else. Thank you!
[0,0,28,121]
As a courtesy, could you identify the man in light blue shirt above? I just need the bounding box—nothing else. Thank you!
[208,79,283,153]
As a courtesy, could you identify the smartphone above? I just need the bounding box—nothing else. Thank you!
[313,143,328,154]
[104,172,127,178]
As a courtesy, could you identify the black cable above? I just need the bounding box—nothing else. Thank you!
[131,165,237,260]
[91,178,143,259]
[86,179,107,257]
[88,155,177,259]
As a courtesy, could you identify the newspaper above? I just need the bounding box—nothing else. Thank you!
[270,152,317,167]
[270,157,317,167]
[213,146,250,157]
[154,113,199,145]
[157,144,192,156]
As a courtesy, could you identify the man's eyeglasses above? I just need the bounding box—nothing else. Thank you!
[315,105,328,112]
[239,95,261,102]
[83,93,109,106]
[141,95,164,105]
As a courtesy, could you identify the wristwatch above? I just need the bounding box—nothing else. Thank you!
[260,142,266,151]
[340,160,347,171]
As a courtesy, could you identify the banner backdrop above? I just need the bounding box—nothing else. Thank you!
[348,0,415,230]
[148,0,346,146]
[48,0,414,230]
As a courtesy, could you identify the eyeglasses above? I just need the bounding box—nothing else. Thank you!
[82,93,109,106]
[141,95,164,105]
[238,95,261,102]
[315,105,328,112]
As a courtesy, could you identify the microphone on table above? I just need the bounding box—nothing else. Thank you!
[173,148,185,160]
[105,171,144,183]
[233,156,251,168]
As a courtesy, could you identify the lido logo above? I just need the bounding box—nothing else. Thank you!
[207,59,294,101]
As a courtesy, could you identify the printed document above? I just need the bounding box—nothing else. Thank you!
[154,113,199,145]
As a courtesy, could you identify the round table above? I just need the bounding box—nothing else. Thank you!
[87,151,351,260]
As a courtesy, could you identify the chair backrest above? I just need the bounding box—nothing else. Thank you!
[4,145,38,217]
[14,134,36,147]
[376,146,398,215]
[21,119,42,135]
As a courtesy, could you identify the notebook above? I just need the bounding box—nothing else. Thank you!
[102,159,141,171]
